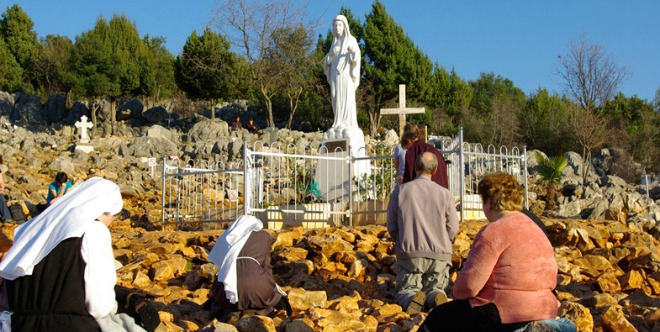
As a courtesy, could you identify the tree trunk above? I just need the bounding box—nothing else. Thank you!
[546,184,557,211]
[580,145,591,198]
[90,98,97,139]
[261,86,274,127]
[286,88,302,130]
[210,99,215,120]
[369,95,382,136]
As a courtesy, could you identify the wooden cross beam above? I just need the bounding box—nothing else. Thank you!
[380,84,425,137]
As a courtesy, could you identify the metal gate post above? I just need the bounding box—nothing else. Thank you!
[243,137,249,216]
[459,127,465,222]
[523,145,529,210]
[161,155,166,231]
[348,144,353,227]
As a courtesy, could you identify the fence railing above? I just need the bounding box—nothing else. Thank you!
[157,127,526,230]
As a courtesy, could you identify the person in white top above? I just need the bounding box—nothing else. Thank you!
[0,177,144,331]
[393,124,419,184]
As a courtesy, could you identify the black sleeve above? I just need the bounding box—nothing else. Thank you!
[521,208,548,237]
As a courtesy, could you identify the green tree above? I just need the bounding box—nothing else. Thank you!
[535,151,568,211]
[463,72,525,146]
[520,88,572,156]
[211,0,311,127]
[556,36,629,185]
[0,36,23,91]
[0,4,40,93]
[143,35,176,101]
[362,1,434,135]
[265,25,315,129]
[603,93,659,172]
[70,14,148,135]
[33,35,76,101]
[174,28,241,119]
[424,67,473,135]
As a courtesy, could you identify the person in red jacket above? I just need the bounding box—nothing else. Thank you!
[401,127,448,189]
[419,172,558,332]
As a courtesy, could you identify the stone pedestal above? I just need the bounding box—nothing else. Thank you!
[75,143,94,153]
[315,126,369,202]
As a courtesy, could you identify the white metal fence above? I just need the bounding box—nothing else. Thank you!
[438,129,528,219]
[157,127,527,230]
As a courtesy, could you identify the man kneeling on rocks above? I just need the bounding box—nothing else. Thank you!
[387,152,459,314]
[208,215,291,323]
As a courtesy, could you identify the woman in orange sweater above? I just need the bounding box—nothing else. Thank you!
[420,172,558,332]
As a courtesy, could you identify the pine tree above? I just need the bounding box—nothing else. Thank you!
[174,28,241,120]
[0,4,40,93]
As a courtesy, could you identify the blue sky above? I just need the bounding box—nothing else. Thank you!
[7,0,660,101]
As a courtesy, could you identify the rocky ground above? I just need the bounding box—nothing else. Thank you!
[2,211,658,332]
[1,94,658,331]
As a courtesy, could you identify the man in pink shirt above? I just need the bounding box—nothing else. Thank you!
[420,172,558,331]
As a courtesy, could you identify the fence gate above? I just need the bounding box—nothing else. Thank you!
[439,128,528,220]
[157,128,527,230]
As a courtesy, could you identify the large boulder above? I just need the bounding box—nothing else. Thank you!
[143,106,169,124]
[48,157,76,177]
[146,125,175,142]
[188,119,230,142]
[45,93,66,124]
[64,101,91,125]
[0,91,14,117]
[119,98,143,121]
[11,93,45,126]
[120,136,179,158]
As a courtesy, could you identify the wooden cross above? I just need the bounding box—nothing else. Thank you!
[75,115,93,143]
[264,126,277,145]
[380,84,425,137]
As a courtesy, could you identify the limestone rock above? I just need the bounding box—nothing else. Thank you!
[275,247,309,262]
[601,306,637,332]
[283,320,314,332]
[234,315,276,332]
[558,302,593,332]
[288,288,327,311]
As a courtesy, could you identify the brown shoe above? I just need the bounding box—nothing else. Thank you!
[406,291,426,315]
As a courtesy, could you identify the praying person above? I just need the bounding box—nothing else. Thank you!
[0,177,145,331]
[231,116,243,131]
[246,118,259,134]
[419,172,558,332]
[208,215,291,323]
[387,152,459,314]
[393,124,419,185]
[46,171,73,206]
[402,128,449,188]
[0,157,12,223]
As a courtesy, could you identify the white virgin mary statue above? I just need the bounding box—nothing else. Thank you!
[324,15,361,140]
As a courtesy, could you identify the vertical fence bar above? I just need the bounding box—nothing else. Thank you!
[161,155,166,231]
[243,136,249,216]
[348,144,353,227]
[459,127,465,222]
[523,145,529,210]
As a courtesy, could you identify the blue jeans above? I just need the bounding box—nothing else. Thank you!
[0,195,11,221]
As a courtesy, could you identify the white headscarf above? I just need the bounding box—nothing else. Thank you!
[0,177,123,280]
[208,215,263,304]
